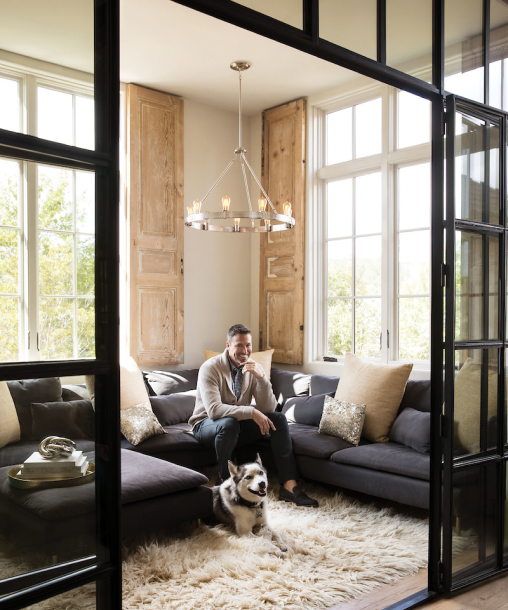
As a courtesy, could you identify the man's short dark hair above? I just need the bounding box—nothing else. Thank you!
[227,324,251,342]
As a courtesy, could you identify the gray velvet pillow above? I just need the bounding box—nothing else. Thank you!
[310,375,340,396]
[31,400,95,441]
[270,369,311,410]
[282,394,333,427]
[7,378,63,439]
[149,392,196,426]
[389,408,431,453]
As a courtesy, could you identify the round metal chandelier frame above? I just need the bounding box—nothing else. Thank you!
[184,62,296,233]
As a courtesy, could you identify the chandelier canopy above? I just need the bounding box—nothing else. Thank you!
[184,62,296,233]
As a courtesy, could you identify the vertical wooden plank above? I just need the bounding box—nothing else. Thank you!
[127,84,184,365]
[260,99,305,364]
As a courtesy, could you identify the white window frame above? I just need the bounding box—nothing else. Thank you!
[0,60,94,362]
[306,82,431,371]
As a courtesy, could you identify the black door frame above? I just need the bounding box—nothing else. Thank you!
[0,1,121,609]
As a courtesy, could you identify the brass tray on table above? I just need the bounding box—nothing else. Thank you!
[8,463,95,490]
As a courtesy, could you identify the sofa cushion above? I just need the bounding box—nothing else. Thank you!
[0,450,209,520]
[120,405,167,446]
[319,396,366,446]
[282,394,331,426]
[7,378,63,439]
[270,369,311,410]
[288,423,354,458]
[144,370,199,396]
[150,392,196,426]
[0,381,20,449]
[121,423,203,454]
[310,375,340,396]
[330,442,430,481]
[335,353,412,443]
[120,449,208,505]
[398,379,431,414]
[389,408,430,453]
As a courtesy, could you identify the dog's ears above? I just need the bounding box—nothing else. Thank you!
[255,453,263,467]
[228,461,238,476]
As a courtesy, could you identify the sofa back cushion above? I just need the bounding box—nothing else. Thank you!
[144,370,199,396]
[7,378,63,439]
[282,394,331,426]
[31,400,95,441]
[270,369,311,410]
[310,374,340,396]
[149,392,196,426]
[389,407,430,453]
[398,379,431,414]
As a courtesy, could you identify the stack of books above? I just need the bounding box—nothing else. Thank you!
[19,450,89,480]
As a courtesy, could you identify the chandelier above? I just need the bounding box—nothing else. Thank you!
[184,62,296,233]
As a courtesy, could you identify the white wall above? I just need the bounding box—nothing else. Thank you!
[175,99,254,369]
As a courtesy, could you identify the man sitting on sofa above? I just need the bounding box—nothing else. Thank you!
[189,324,318,507]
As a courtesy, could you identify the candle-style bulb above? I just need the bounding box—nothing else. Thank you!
[187,206,194,217]
[283,201,292,217]
[264,219,271,231]
[193,200,201,213]
[222,196,230,211]
[258,197,267,212]
[234,217,240,231]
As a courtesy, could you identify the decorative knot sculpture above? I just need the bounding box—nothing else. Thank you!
[39,436,76,459]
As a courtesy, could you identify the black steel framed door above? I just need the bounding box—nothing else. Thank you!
[443,94,507,592]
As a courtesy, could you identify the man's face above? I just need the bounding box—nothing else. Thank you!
[226,334,252,367]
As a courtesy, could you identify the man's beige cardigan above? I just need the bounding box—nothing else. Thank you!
[188,349,277,429]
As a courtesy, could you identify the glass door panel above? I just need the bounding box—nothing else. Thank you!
[452,461,499,583]
[444,96,505,591]
[454,112,500,225]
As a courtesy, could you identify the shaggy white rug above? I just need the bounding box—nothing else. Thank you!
[1,481,474,610]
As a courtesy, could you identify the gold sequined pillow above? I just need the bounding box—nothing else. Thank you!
[120,402,167,446]
[318,396,366,446]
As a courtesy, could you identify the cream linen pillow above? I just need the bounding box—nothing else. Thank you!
[120,356,151,411]
[204,349,274,380]
[0,381,21,449]
[335,353,413,443]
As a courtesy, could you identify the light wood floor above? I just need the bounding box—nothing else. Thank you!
[328,566,508,610]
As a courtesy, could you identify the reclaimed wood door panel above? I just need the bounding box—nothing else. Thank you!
[260,99,305,364]
[127,84,184,366]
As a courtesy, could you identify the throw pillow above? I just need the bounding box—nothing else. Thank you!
[120,403,167,446]
[318,396,367,446]
[6,377,63,439]
[120,356,152,410]
[84,375,95,408]
[31,400,95,441]
[282,394,332,427]
[204,349,274,379]
[271,369,311,410]
[0,381,21,449]
[389,408,430,453]
[334,353,413,443]
[149,392,196,426]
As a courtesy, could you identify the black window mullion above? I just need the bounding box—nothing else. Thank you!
[484,0,490,106]
[432,0,445,93]
[303,0,318,44]
[377,0,386,64]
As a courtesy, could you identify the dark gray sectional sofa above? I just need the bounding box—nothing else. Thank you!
[0,365,432,562]
[135,367,432,510]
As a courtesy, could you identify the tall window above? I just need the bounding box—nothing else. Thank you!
[0,71,95,362]
[320,87,431,365]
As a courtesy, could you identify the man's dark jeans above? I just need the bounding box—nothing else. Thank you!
[193,411,299,483]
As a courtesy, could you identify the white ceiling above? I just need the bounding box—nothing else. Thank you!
[120,0,357,116]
